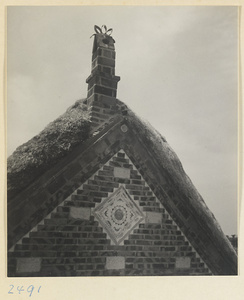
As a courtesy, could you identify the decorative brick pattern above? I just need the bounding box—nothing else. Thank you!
[8,150,211,276]
[94,186,144,244]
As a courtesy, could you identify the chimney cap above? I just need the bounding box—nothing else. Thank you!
[91,25,115,52]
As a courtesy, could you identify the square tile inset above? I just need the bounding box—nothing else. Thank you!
[16,258,41,273]
[106,256,125,270]
[114,167,130,179]
[94,186,144,244]
[69,207,91,220]
[176,257,191,269]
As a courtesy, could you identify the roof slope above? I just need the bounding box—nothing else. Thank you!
[124,109,237,274]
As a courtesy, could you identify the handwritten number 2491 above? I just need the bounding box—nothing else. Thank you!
[8,285,41,297]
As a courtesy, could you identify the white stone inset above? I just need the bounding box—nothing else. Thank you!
[106,256,125,270]
[16,258,41,273]
[114,167,130,179]
[94,186,144,244]
[145,211,162,224]
[69,207,91,220]
[175,257,191,269]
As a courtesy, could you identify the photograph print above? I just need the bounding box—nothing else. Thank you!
[7,6,238,276]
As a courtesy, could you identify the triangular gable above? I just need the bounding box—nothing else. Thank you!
[9,149,211,276]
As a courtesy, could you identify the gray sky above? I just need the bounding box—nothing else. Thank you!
[7,6,238,235]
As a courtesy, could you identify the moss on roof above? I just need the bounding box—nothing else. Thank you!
[7,99,91,198]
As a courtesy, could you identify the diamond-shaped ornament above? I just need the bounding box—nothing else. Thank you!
[94,186,145,244]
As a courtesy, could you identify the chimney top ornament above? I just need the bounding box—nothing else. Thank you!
[90,25,113,38]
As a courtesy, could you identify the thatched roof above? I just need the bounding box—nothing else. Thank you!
[6,97,228,229]
[7,99,90,198]
[125,110,237,273]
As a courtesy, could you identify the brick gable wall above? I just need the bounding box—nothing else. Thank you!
[8,150,211,276]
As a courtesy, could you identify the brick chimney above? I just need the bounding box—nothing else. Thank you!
[86,25,120,128]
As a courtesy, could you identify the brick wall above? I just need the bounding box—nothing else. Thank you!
[8,150,211,276]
